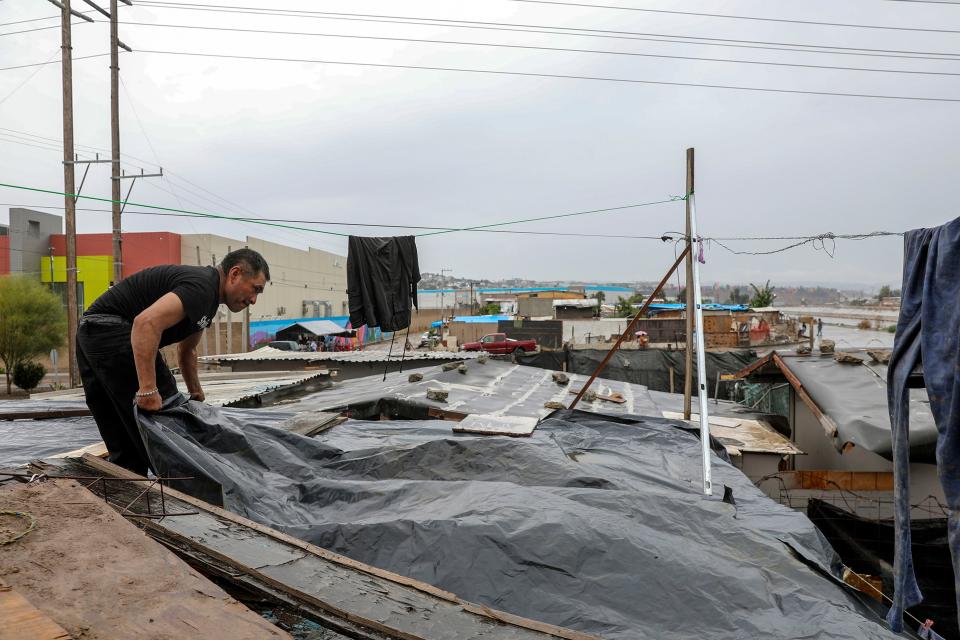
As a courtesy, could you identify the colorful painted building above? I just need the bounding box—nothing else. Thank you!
[41,231,181,309]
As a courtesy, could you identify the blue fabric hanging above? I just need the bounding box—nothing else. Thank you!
[887,218,960,632]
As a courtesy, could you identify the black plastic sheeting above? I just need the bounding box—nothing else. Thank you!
[137,398,903,639]
[516,348,757,400]
[776,355,939,463]
[0,400,100,467]
[808,499,956,639]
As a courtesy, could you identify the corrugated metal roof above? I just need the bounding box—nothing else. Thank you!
[200,347,481,364]
[279,320,352,336]
[553,299,598,308]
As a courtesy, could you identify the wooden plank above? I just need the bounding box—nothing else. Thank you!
[772,354,839,437]
[0,408,90,421]
[50,441,107,459]
[78,454,597,640]
[0,583,72,640]
[427,407,469,422]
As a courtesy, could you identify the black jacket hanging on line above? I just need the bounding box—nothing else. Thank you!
[346,236,421,332]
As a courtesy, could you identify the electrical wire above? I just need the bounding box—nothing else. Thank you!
[0,49,60,108]
[115,21,960,77]
[132,1,960,62]
[0,53,112,73]
[508,0,960,35]
[133,49,960,103]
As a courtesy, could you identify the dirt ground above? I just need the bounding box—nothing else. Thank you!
[0,479,290,640]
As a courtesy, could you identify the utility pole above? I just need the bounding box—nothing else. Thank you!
[110,0,122,284]
[53,0,86,387]
[683,148,695,419]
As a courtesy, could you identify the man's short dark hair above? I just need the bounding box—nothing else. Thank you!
[221,248,270,281]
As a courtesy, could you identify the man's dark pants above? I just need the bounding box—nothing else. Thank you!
[76,315,178,475]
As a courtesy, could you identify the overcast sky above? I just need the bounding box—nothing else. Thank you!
[2,0,958,288]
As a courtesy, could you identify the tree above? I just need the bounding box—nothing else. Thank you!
[749,280,776,308]
[13,361,46,392]
[876,285,900,300]
[615,299,637,318]
[728,287,750,305]
[0,276,65,393]
[477,301,501,316]
[594,291,606,314]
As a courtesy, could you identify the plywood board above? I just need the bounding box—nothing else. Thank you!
[453,414,539,437]
[0,582,72,640]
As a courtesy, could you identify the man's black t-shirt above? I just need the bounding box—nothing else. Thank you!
[86,265,221,347]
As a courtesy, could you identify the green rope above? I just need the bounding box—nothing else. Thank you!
[0,181,685,240]
[0,182,351,237]
[416,195,686,237]
[0,510,36,545]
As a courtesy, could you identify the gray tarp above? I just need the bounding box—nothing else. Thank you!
[518,348,757,400]
[783,356,938,463]
[136,395,903,639]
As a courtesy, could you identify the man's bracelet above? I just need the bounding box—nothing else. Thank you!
[135,388,158,398]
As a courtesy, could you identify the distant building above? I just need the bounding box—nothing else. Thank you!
[1,208,347,322]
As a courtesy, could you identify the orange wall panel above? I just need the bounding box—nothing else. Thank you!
[0,235,9,275]
[50,232,181,278]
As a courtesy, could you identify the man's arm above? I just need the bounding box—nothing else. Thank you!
[132,292,187,411]
[177,331,204,402]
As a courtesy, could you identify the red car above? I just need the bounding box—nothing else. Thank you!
[461,333,537,355]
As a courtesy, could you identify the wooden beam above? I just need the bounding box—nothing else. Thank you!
[772,354,838,437]
[0,408,91,421]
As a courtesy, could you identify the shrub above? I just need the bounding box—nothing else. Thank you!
[857,319,872,330]
[12,361,46,392]
[887,325,897,333]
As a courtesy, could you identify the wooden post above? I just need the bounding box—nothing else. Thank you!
[109,0,122,285]
[197,245,208,356]
[569,246,691,410]
[243,305,250,352]
[226,245,233,352]
[60,0,80,387]
[683,148,695,418]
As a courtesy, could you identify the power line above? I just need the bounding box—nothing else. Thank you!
[132,1,960,62]
[0,49,60,108]
[0,53,111,73]
[136,49,960,103]
[116,21,960,77]
[508,0,960,35]
[0,16,62,28]
[0,203,912,250]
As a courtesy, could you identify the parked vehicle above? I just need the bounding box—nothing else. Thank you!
[461,333,537,355]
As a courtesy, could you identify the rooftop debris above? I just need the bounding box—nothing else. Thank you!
[835,351,865,365]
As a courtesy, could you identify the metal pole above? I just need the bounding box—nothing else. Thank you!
[689,192,713,496]
[60,0,80,387]
[683,147,695,419]
[109,0,123,284]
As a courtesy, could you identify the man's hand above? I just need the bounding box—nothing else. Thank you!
[189,389,205,402]
[136,390,162,412]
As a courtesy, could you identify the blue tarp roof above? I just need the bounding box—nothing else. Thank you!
[419,286,634,294]
[431,314,513,328]
[648,303,750,312]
